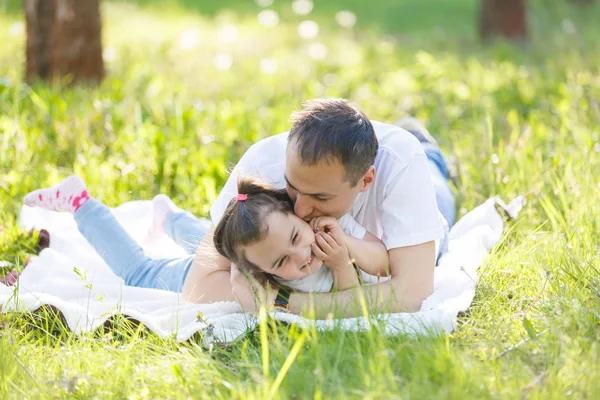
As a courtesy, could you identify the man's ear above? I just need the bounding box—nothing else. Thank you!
[359,166,376,192]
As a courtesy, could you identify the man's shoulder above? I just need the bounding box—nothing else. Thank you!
[238,132,288,186]
[248,131,289,153]
[242,131,288,168]
[371,120,424,167]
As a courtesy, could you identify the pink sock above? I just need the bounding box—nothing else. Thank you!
[23,175,90,214]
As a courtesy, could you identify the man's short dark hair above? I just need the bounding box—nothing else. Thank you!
[287,98,378,186]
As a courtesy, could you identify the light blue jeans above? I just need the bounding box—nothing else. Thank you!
[75,199,209,292]
[422,142,455,230]
[75,134,455,292]
[418,140,455,261]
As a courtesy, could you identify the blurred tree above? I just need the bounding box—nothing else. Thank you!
[25,0,104,84]
[479,0,528,42]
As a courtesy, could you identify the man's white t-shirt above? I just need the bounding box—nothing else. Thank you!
[210,120,444,251]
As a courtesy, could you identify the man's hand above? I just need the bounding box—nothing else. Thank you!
[230,264,277,312]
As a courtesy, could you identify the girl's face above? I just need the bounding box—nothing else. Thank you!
[243,211,323,280]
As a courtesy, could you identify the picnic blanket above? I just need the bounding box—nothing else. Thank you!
[0,196,523,345]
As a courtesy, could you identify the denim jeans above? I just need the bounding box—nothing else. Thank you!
[415,138,455,262]
[75,199,209,292]
[421,142,455,229]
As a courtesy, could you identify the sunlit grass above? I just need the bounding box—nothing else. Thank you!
[1,0,600,398]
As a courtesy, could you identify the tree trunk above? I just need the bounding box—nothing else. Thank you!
[479,0,528,42]
[25,0,104,84]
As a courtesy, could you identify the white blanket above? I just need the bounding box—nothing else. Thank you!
[0,197,522,345]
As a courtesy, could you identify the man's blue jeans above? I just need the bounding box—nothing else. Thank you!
[419,140,456,260]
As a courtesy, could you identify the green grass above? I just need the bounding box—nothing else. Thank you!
[1,0,600,398]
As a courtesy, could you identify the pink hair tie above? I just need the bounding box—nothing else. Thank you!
[236,194,248,201]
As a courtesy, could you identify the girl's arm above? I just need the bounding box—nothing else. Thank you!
[311,216,390,278]
[345,231,390,277]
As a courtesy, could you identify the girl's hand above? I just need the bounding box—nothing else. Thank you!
[309,216,347,246]
[311,231,352,271]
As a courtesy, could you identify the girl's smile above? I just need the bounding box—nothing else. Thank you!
[244,212,324,280]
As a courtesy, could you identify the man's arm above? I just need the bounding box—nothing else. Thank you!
[330,263,361,291]
[287,241,436,318]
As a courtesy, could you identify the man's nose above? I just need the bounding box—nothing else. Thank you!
[294,195,313,220]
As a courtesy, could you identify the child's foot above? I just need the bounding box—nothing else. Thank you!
[145,194,180,245]
[23,176,90,215]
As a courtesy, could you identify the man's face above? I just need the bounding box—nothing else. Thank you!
[285,144,374,220]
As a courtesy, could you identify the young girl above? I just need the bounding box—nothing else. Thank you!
[22,176,389,299]
[212,178,390,293]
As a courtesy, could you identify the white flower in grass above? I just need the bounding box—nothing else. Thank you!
[307,42,327,60]
[103,46,117,62]
[292,0,313,15]
[257,10,279,28]
[8,22,24,36]
[214,53,233,70]
[594,143,600,153]
[256,0,274,7]
[218,24,238,43]
[259,58,278,75]
[491,154,499,164]
[179,28,201,50]
[298,20,319,39]
[336,11,357,28]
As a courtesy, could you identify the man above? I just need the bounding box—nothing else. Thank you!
[183,98,455,317]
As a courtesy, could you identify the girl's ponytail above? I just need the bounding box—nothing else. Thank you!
[237,178,291,203]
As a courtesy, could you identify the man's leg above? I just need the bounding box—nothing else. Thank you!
[396,118,456,228]
[421,142,456,228]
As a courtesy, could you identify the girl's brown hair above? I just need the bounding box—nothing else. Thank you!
[213,177,293,277]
